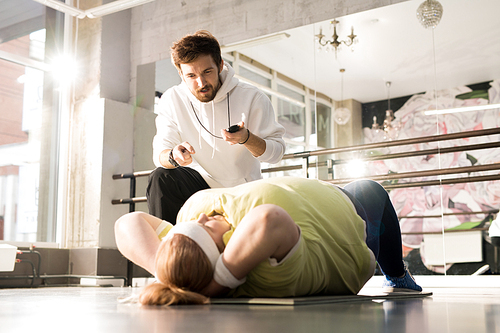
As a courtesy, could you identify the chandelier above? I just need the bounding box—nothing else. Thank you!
[370,82,401,141]
[315,19,357,58]
[333,69,351,125]
[416,0,444,29]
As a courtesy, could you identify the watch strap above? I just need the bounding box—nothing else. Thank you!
[168,150,180,168]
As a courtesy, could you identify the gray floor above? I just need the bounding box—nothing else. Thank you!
[1,276,500,333]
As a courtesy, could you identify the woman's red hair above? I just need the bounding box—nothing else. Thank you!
[139,234,214,306]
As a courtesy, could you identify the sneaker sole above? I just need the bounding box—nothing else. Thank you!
[383,287,423,293]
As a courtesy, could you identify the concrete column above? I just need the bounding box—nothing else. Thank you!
[64,0,135,249]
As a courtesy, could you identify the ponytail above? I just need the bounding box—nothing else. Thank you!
[139,234,214,306]
[139,282,208,306]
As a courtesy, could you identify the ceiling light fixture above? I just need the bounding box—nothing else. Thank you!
[315,19,357,58]
[368,81,401,142]
[382,81,401,140]
[333,68,351,125]
[424,103,500,116]
[32,0,155,19]
[416,0,444,29]
[85,0,155,18]
[33,0,86,18]
[220,32,290,53]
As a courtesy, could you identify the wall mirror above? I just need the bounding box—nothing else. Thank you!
[152,0,500,275]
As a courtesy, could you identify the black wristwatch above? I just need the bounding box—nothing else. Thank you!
[168,150,180,168]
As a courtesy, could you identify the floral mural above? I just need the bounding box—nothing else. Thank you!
[363,79,500,272]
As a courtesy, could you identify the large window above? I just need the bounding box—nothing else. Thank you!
[225,52,326,151]
[277,83,306,142]
[223,52,332,178]
[0,30,46,242]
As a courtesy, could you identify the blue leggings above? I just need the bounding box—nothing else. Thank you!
[341,180,405,278]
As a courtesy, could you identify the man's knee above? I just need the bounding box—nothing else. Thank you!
[148,168,181,192]
[149,167,174,182]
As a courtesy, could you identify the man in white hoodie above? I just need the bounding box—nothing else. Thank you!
[147,30,286,223]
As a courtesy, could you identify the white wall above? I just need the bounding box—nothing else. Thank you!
[128,0,408,105]
[65,97,138,248]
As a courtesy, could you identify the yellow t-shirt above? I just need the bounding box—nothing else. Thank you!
[177,176,376,297]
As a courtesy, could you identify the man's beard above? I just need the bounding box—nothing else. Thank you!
[193,83,219,103]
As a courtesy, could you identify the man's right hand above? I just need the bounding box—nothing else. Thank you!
[160,142,195,168]
[172,142,196,166]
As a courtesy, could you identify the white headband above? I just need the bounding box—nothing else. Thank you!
[166,222,220,269]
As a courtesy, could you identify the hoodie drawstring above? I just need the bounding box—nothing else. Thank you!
[190,93,233,159]
[198,100,202,151]
[211,100,216,159]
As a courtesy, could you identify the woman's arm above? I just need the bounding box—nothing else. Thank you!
[114,212,163,275]
[221,204,300,281]
[203,204,299,297]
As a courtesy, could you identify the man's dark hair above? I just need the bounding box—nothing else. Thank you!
[171,30,222,72]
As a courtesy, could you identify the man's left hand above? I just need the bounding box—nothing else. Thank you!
[221,121,249,145]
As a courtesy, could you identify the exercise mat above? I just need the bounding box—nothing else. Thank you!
[210,291,433,305]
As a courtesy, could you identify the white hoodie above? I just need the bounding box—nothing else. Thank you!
[152,63,286,188]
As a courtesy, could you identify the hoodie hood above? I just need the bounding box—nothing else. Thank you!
[213,62,239,102]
